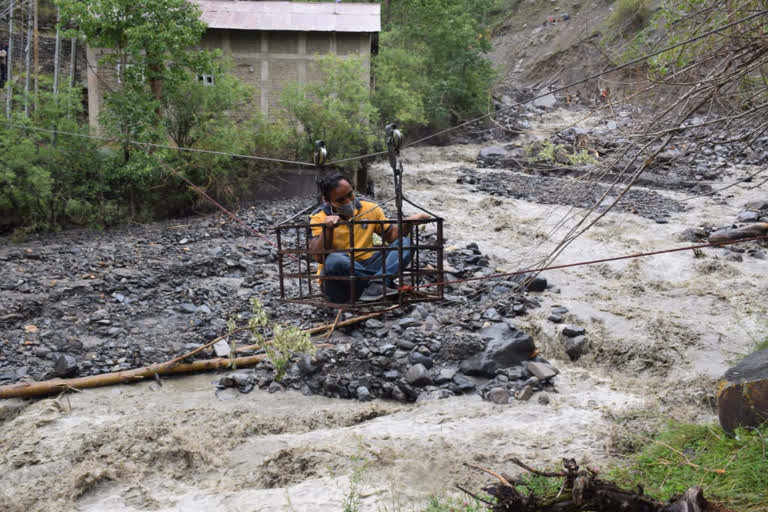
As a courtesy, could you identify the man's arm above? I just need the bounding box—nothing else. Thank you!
[382,213,430,244]
[309,215,340,262]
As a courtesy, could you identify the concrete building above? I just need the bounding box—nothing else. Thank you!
[86,1,381,128]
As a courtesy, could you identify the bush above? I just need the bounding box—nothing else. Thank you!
[608,0,652,33]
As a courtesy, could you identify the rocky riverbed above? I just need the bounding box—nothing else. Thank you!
[1,104,767,512]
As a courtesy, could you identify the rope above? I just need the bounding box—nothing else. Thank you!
[399,234,768,293]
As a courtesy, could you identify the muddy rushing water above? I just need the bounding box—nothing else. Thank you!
[2,109,767,512]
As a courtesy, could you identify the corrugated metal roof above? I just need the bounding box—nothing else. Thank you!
[190,1,381,33]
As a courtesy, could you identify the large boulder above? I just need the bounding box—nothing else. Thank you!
[717,349,768,433]
[460,329,536,377]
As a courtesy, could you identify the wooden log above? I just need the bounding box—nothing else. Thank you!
[708,222,768,244]
[0,354,268,399]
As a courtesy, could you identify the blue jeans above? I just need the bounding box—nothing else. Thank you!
[322,237,411,303]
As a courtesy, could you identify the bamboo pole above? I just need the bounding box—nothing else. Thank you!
[0,354,268,399]
[69,38,75,87]
[33,0,38,110]
[53,6,61,95]
[23,0,31,115]
[6,0,14,117]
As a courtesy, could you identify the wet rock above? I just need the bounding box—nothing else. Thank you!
[562,325,585,337]
[737,211,761,223]
[548,313,564,323]
[383,369,400,380]
[297,355,319,375]
[53,354,78,378]
[460,330,535,377]
[551,306,568,315]
[177,303,197,314]
[526,361,559,380]
[538,393,551,405]
[436,367,457,384]
[482,308,503,322]
[268,381,285,394]
[356,386,372,401]
[563,335,589,361]
[718,348,768,433]
[405,364,431,386]
[526,277,547,292]
[452,373,476,392]
[514,385,535,401]
[408,352,434,369]
[678,227,708,242]
[212,340,231,358]
[396,339,416,350]
[366,318,384,329]
[486,387,510,405]
[744,200,768,211]
[397,317,421,329]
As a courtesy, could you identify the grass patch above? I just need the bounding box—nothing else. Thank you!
[419,494,492,511]
[609,423,768,512]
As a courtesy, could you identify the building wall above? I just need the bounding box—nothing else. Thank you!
[201,29,372,118]
[88,29,372,127]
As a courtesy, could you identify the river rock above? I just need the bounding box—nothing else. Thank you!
[460,330,536,377]
[562,325,585,337]
[526,361,559,380]
[744,200,768,211]
[53,354,79,378]
[406,364,432,386]
[717,348,768,433]
[737,211,761,223]
[563,335,589,361]
[486,387,510,404]
[408,352,434,368]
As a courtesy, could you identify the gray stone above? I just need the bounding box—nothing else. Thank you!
[197,304,212,315]
[396,339,416,350]
[383,370,400,380]
[514,385,535,401]
[436,367,457,384]
[526,277,547,292]
[408,352,434,368]
[398,317,421,329]
[452,373,476,392]
[112,292,126,303]
[551,306,568,315]
[405,364,432,386]
[538,393,551,405]
[478,146,507,159]
[562,325,585,337]
[482,308,502,322]
[744,200,768,211]
[678,227,708,242]
[460,330,536,377]
[526,361,559,380]
[297,355,318,375]
[366,318,385,329]
[749,249,766,260]
[213,340,231,358]
[563,335,589,361]
[177,303,197,314]
[356,386,372,401]
[737,211,761,223]
[53,354,78,378]
[268,382,284,394]
[487,387,510,405]
[548,314,563,323]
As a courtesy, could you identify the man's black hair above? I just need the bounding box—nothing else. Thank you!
[317,173,349,200]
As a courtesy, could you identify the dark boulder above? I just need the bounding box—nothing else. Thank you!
[718,349,768,433]
[460,330,535,377]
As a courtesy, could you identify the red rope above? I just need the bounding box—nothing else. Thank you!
[399,235,768,292]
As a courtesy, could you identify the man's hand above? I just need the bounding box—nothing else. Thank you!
[324,215,341,228]
[406,212,430,222]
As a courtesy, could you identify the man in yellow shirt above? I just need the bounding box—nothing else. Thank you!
[309,174,428,303]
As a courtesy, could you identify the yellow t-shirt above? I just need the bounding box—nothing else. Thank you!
[310,199,390,263]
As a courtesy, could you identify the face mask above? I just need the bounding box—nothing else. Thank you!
[332,202,355,218]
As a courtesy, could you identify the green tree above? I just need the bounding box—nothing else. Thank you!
[281,54,379,167]
[376,0,496,126]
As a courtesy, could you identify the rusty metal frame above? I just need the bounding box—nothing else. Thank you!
[275,216,444,312]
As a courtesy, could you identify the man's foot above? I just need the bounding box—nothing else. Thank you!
[359,281,400,302]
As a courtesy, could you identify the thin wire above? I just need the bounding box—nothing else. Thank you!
[404,234,768,292]
[0,120,318,167]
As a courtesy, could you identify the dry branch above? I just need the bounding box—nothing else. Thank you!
[709,223,768,244]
